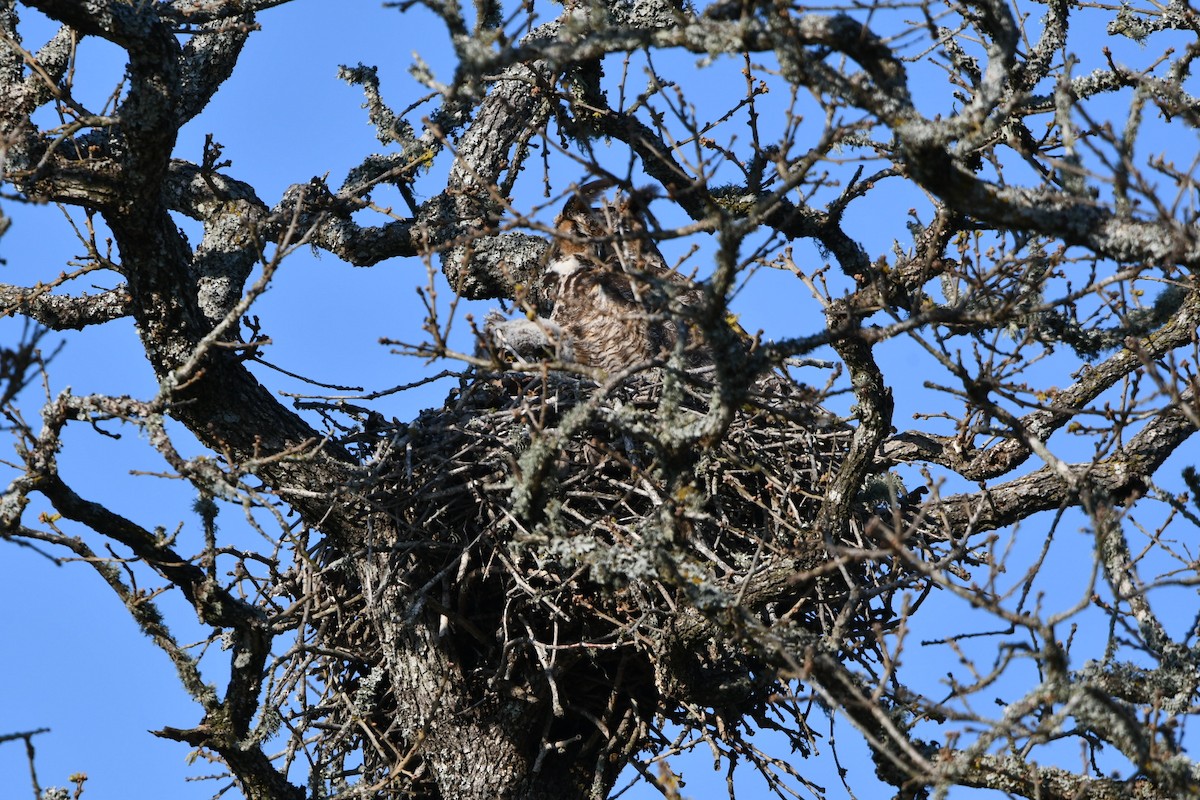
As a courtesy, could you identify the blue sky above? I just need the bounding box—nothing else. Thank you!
[2,1,1197,799]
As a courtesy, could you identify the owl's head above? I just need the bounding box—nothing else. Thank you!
[530,179,615,312]
[552,178,619,259]
[537,178,673,313]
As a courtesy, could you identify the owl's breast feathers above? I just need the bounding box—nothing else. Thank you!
[547,267,648,374]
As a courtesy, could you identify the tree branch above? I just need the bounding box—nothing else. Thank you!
[0,283,129,329]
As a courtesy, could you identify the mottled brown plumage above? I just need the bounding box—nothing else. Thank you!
[543,181,703,375]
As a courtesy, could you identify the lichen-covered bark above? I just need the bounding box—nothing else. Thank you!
[2,0,1199,799]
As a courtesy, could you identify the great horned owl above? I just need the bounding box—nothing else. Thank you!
[484,180,706,375]
[541,180,704,374]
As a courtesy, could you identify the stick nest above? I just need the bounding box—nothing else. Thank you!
[288,367,944,796]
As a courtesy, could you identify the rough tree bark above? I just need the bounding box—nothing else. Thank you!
[2,0,1198,799]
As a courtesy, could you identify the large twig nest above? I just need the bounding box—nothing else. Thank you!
[374,366,926,674]
[287,365,941,792]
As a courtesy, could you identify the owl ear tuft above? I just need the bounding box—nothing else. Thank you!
[559,177,619,219]
[574,176,620,199]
